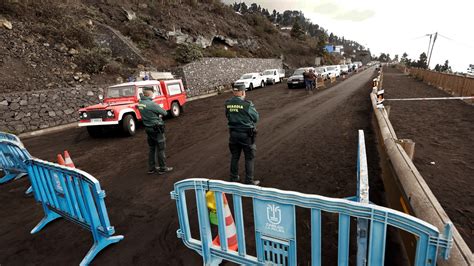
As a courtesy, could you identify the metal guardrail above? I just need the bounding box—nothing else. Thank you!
[26,158,124,266]
[370,69,473,265]
[171,131,452,265]
[0,139,31,184]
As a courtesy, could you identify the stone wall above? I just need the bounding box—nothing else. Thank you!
[0,57,282,134]
[0,86,104,134]
[182,57,283,97]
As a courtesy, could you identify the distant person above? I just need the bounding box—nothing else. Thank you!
[303,70,311,91]
[308,69,317,91]
[225,84,260,185]
[137,86,173,175]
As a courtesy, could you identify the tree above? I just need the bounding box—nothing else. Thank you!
[290,20,305,40]
[436,60,451,72]
[394,54,399,62]
[401,52,408,64]
[416,52,428,69]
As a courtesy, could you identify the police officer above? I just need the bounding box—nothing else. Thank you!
[225,84,260,185]
[138,86,173,175]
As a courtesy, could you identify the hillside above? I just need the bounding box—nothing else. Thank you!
[0,0,368,93]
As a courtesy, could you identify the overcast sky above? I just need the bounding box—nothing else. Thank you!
[222,0,473,72]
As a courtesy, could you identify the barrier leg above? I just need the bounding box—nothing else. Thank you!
[25,185,33,195]
[0,171,18,183]
[80,234,124,266]
[31,208,61,234]
[13,172,27,181]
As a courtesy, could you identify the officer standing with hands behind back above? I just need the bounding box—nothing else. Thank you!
[225,84,260,185]
[138,86,173,175]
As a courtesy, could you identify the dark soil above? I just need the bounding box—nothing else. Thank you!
[383,66,474,250]
[1,70,405,265]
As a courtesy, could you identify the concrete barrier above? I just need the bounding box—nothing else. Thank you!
[370,71,473,265]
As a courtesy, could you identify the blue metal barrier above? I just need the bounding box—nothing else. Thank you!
[0,131,23,146]
[171,131,453,265]
[0,139,31,184]
[26,158,124,266]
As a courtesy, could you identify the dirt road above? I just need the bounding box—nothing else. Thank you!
[1,69,395,265]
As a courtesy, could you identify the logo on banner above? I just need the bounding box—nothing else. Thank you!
[267,204,281,225]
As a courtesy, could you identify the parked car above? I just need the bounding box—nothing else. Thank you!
[326,66,339,78]
[262,69,285,85]
[340,64,350,74]
[315,67,330,80]
[287,67,314,89]
[79,79,186,137]
[233,73,266,90]
[354,61,363,68]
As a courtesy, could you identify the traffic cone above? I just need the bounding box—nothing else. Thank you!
[211,193,238,251]
[57,154,65,165]
[63,150,75,168]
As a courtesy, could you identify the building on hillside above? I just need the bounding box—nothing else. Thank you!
[324,45,344,54]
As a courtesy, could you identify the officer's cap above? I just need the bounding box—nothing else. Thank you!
[233,84,247,91]
[143,86,154,92]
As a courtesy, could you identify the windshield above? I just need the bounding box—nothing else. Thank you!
[293,69,306,75]
[263,70,274,75]
[315,69,324,73]
[240,74,253,79]
[106,86,136,98]
[327,66,336,70]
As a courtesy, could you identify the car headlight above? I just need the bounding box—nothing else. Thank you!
[81,112,88,119]
[107,110,114,117]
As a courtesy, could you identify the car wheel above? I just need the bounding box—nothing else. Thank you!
[287,84,292,89]
[86,126,103,138]
[261,81,265,88]
[249,83,253,91]
[122,114,136,136]
[170,102,181,117]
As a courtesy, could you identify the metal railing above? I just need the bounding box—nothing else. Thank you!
[171,131,452,265]
[26,158,124,266]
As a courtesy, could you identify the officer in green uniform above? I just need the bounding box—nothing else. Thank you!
[225,84,260,185]
[138,86,173,175]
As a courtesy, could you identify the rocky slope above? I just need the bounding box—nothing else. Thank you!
[0,0,365,93]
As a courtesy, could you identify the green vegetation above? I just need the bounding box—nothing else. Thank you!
[175,44,204,63]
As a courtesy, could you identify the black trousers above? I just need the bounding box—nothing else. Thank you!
[229,130,256,182]
[145,127,166,171]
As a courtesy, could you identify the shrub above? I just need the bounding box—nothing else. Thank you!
[76,48,110,74]
[208,48,236,58]
[175,43,203,63]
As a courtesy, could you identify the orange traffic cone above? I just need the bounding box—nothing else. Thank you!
[212,193,238,251]
[57,154,66,165]
[63,150,75,168]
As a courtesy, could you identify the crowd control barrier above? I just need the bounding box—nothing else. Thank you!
[0,139,31,184]
[0,131,23,146]
[171,131,453,266]
[27,158,124,266]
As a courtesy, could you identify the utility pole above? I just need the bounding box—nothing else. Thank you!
[427,32,438,69]
[426,34,433,57]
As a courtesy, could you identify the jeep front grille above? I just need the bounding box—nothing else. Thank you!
[87,110,108,119]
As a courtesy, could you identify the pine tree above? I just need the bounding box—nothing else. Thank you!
[290,20,305,40]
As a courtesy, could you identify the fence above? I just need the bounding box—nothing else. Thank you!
[27,158,124,266]
[0,139,31,184]
[406,68,474,98]
[371,70,473,265]
[171,131,453,265]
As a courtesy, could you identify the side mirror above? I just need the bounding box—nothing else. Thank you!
[253,77,256,79]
